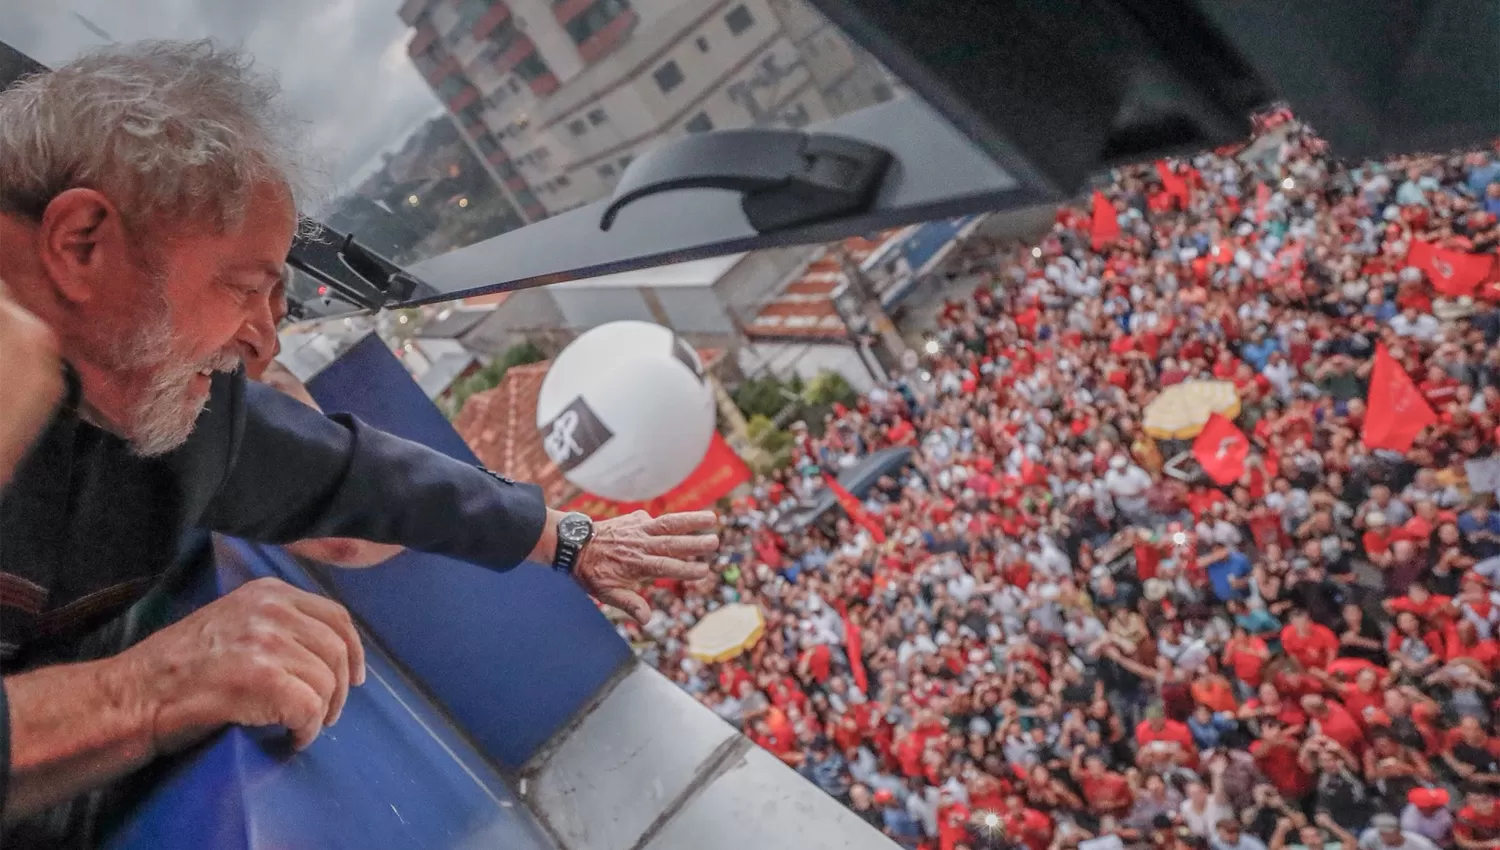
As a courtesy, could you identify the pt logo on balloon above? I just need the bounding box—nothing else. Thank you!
[541,397,614,471]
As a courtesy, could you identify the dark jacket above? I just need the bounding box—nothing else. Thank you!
[0,368,548,811]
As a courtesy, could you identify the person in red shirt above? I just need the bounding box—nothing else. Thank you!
[1281,608,1340,670]
[1224,627,1271,690]
[1239,682,1308,736]
[1250,719,1313,800]
[1135,704,1199,770]
[1000,794,1053,850]
[749,717,804,767]
[1455,787,1500,850]
[1301,694,1366,755]
[1070,751,1135,817]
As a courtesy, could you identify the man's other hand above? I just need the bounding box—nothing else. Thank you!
[113,577,367,752]
[575,511,719,624]
[0,277,63,487]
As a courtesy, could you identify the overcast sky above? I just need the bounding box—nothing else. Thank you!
[0,0,441,194]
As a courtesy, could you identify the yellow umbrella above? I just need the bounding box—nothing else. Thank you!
[1141,380,1241,440]
[686,603,765,663]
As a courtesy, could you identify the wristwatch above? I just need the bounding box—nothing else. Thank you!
[552,511,595,575]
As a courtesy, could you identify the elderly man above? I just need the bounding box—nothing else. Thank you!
[0,41,718,826]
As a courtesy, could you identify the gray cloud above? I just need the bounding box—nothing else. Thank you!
[0,0,440,193]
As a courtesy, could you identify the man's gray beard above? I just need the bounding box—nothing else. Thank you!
[112,291,238,457]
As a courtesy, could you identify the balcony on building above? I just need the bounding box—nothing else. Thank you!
[575,8,637,63]
[471,2,512,41]
[449,85,480,114]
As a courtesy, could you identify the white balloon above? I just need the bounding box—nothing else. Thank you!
[536,321,716,502]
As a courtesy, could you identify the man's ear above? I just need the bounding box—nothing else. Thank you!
[36,188,129,305]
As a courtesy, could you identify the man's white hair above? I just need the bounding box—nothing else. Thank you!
[0,39,316,235]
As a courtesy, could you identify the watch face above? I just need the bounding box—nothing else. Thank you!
[559,513,594,545]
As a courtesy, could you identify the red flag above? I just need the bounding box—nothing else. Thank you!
[1254,182,1272,223]
[1363,344,1437,453]
[1193,413,1250,486]
[1155,161,1192,208]
[1406,240,1495,297]
[1089,191,1119,251]
[825,474,886,543]
[834,599,869,694]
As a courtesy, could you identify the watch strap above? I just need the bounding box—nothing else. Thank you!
[553,537,581,574]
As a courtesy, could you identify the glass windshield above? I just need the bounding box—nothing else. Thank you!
[3,0,900,268]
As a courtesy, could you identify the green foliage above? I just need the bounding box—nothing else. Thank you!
[445,341,546,419]
[804,370,857,407]
[745,414,794,474]
[733,375,795,420]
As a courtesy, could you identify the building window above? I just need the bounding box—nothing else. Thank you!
[514,53,551,82]
[725,5,754,35]
[486,20,522,55]
[565,0,632,47]
[556,174,571,187]
[458,102,484,127]
[684,112,714,133]
[454,0,491,31]
[516,189,539,207]
[509,78,522,93]
[477,134,499,155]
[568,118,588,136]
[436,75,468,101]
[696,36,710,53]
[587,107,608,125]
[653,60,684,93]
[617,155,633,170]
[598,163,616,179]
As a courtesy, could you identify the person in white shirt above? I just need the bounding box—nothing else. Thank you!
[1389,307,1442,342]
[1180,768,1233,839]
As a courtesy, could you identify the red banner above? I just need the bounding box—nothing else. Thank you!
[825,474,887,543]
[564,432,751,518]
[1363,344,1437,453]
[1155,161,1192,208]
[1193,413,1250,486]
[1407,240,1496,297]
[1090,191,1120,251]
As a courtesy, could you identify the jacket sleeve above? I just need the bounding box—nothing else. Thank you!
[0,677,9,818]
[198,377,548,571]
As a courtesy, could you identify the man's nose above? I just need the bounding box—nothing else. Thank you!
[238,298,280,370]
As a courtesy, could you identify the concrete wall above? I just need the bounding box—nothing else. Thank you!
[520,661,894,850]
[740,340,876,393]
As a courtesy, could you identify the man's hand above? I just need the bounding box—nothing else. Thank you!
[0,277,64,487]
[114,577,366,752]
[574,510,719,623]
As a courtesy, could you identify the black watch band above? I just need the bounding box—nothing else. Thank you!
[553,538,581,574]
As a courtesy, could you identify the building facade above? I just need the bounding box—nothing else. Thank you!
[399,0,896,220]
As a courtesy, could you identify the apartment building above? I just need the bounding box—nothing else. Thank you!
[399,0,895,220]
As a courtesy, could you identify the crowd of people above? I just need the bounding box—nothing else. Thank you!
[622,113,1500,850]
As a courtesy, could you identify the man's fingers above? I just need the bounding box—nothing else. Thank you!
[643,533,721,558]
[280,614,352,726]
[287,591,366,688]
[275,676,329,751]
[596,586,652,625]
[635,556,711,581]
[268,640,338,748]
[645,511,718,535]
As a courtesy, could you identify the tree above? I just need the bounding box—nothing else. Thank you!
[444,341,545,418]
[745,414,794,475]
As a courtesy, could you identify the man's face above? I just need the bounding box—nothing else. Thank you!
[67,181,293,455]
